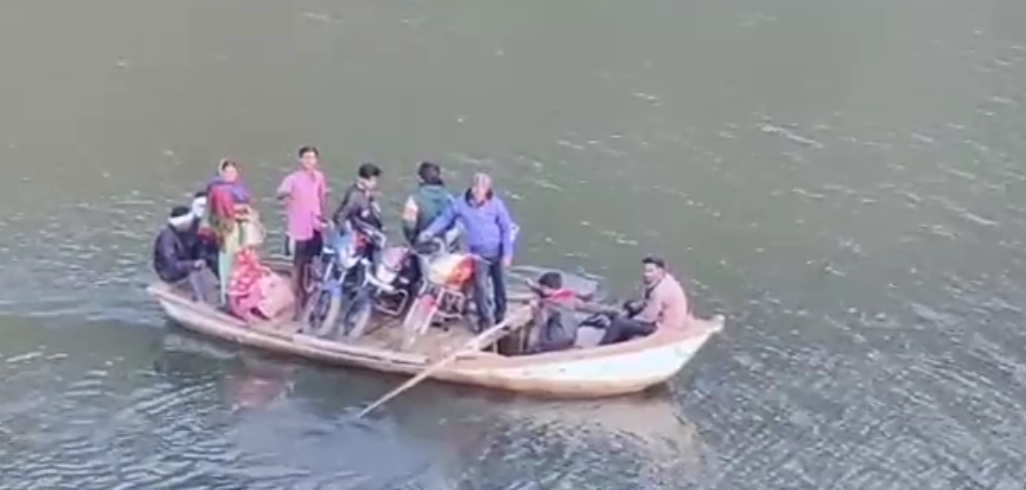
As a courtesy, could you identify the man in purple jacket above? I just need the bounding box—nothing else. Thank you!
[419,172,515,331]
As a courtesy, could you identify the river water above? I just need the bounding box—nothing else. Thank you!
[2,0,1025,489]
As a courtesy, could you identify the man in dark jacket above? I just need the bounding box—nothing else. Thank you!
[332,162,384,236]
[331,162,385,263]
[527,271,613,354]
[153,205,215,302]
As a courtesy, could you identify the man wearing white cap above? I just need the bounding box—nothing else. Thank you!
[153,205,215,302]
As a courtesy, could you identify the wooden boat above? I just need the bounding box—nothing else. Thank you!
[146,266,724,398]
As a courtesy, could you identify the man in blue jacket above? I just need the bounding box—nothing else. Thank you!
[419,172,516,331]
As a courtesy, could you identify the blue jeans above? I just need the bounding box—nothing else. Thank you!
[472,256,507,331]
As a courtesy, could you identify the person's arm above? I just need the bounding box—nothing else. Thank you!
[421,203,457,240]
[575,289,596,302]
[494,198,514,263]
[331,187,358,227]
[276,175,293,201]
[401,195,419,243]
[572,298,617,315]
[318,175,328,219]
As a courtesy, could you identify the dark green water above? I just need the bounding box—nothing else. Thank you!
[2,0,1026,488]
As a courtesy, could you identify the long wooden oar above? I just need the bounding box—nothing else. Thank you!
[355,306,531,418]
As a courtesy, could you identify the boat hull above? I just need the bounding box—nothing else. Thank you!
[148,282,723,398]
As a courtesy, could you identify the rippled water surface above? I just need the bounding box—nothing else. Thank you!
[2,0,1026,488]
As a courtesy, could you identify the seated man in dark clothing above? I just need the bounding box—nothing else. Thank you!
[526,271,614,354]
[153,205,215,302]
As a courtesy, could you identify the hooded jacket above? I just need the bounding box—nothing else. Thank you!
[403,184,453,242]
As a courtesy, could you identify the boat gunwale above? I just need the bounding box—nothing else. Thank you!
[147,281,722,377]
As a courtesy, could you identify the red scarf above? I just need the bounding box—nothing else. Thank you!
[540,288,576,307]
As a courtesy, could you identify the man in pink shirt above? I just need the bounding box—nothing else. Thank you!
[277,146,328,314]
[599,256,690,345]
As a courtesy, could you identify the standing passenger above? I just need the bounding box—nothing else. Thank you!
[207,159,263,305]
[401,161,453,245]
[419,172,515,331]
[277,146,328,317]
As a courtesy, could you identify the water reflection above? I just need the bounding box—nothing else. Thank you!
[440,393,713,489]
[154,328,711,489]
[224,357,293,412]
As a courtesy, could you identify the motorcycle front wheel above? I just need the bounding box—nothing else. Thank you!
[302,287,342,339]
[401,290,440,350]
[343,293,373,341]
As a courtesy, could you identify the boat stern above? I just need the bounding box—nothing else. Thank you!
[446,315,725,397]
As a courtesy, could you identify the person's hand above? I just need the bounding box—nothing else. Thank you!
[416,231,431,244]
[502,256,512,268]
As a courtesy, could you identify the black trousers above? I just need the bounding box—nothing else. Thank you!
[599,316,656,345]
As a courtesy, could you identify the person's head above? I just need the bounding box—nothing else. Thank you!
[470,172,493,204]
[417,161,443,186]
[190,191,207,219]
[357,162,382,190]
[537,271,564,296]
[219,159,240,182]
[168,205,193,231]
[298,146,320,171]
[641,256,667,285]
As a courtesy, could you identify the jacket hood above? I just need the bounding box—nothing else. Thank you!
[419,184,450,199]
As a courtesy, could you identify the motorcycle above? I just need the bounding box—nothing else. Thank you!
[399,245,477,350]
[338,236,417,340]
[340,233,461,341]
[301,225,382,338]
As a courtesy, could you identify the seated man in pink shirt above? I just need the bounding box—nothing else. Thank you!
[599,256,689,345]
[277,146,328,316]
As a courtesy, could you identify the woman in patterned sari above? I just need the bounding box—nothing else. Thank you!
[205,159,264,305]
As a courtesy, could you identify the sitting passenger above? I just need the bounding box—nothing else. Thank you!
[527,271,613,354]
[153,205,215,302]
[599,256,689,345]
[187,192,219,275]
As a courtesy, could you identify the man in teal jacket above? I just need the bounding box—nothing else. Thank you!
[402,161,453,245]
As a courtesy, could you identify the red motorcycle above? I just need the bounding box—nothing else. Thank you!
[399,250,477,350]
